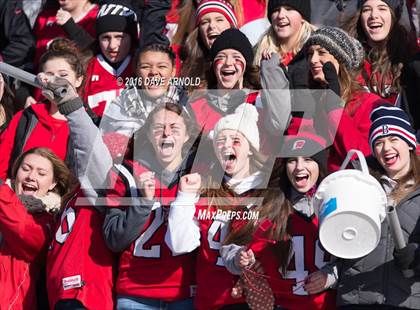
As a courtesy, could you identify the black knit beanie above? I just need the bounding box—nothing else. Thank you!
[358,0,403,20]
[96,1,139,41]
[267,0,311,22]
[210,28,254,65]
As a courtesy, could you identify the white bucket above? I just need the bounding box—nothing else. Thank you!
[313,150,387,259]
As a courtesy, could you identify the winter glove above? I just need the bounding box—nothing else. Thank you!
[393,243,419,271]
[321,62,342,113]
[323,62,340,97]
[18,194,45,213]
[39,192,62,214]
[18,192,62,214]
[37,73,83,115]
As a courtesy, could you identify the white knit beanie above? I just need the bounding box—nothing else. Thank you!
[212,103,260,151]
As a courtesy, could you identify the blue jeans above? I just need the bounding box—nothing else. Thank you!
[117,296,194,310]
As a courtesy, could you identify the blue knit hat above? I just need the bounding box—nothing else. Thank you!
[369,104,417,153]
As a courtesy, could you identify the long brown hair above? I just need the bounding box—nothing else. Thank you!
[214,150,294,274]
[223,187,293,275]
[180,27,211,91]
[12,147,78,207]
[371,151,420,204]
[179,0,239,92]
[343,7,417,98]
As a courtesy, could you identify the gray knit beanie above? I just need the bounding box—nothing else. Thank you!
[305,27,364,70]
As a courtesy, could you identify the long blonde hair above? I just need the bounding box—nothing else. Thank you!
[254,20,315,66]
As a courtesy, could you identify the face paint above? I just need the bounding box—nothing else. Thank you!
[234,58,245,72]
[213,49,246,90]
[213,58,224,70]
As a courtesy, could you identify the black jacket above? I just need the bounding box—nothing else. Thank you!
[0,0,35,67]
[337,186,420,309]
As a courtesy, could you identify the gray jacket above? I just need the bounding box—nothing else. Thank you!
[337,186,420,309]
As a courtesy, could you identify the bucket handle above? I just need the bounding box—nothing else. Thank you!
[339,149,369,174]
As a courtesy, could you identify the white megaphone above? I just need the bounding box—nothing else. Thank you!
[313,150,387,259]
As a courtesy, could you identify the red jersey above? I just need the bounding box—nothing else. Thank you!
[46,191,115,310]
[194,201,245,310]
[0,184,54,310]
[190,91,259,135]
[0,103,69,181]
[106,160,196,301]
[83,55,135,117]
[33,5,98,68]
[251,211,336,310]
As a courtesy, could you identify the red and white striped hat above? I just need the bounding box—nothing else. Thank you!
[195,0,238,27]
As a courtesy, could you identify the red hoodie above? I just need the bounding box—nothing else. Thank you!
[326,91,387,171]
[0,184,54,310]
[0,103,70,181]
[287,91,388,172]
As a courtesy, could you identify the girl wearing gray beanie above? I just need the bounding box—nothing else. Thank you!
[302,26,386,172]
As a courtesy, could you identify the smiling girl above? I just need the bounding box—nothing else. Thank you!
[254,0,314,89]
[166,104,278,309]
[300,26,385,171]
[337,104,420,309]
[181,0,238,91]
[190,28,288,154]
[222,132,337,310]
[345,0,417,103]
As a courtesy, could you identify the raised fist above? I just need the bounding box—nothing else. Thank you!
[137,171,156,200]
[179,173,201,194]
[56,8,72,26]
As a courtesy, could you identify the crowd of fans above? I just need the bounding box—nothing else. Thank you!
[0,0,420,309]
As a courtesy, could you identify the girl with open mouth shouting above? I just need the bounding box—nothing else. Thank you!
[221,131,337,310]
[166,104,279,309]
[190,28,290,157]
[104,102,198,310]
[180,0,238,92]
[0,147,74,309]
